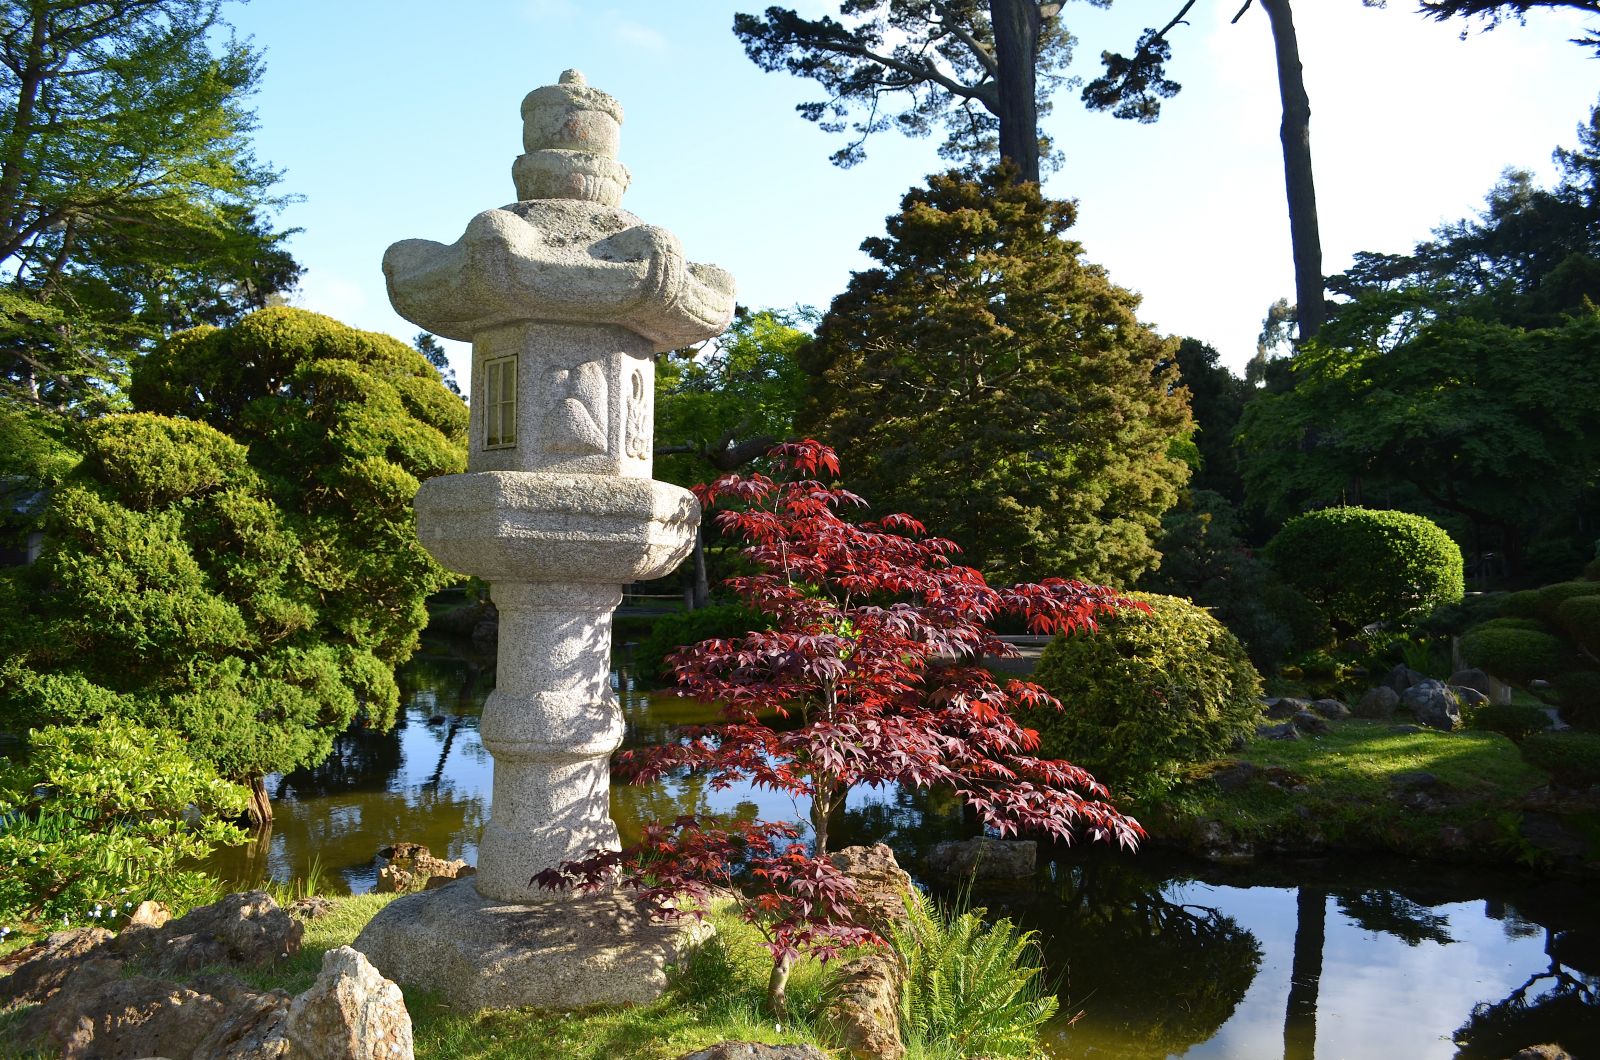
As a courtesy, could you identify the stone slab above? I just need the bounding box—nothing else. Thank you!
[351,879,709,1012]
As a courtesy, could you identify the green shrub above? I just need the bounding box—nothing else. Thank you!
[0,719,249,926]
[890,893,1056,1059]
[1260,580,1333,655]
[1418,592,1509,636]
[1468,703,1554,742]
[1031,593,1263,797]
[1584,555,1600,582]
[1520,731,1600,788]
[632,604,772,686]
[1459,625,1568,684]
[1468,617,1550,634]
[1555,671,1600,729]
[1533,580,1600,624]
[1498,590,1543,619]
[1264,507,1464,631]
[1554,595,1600,655]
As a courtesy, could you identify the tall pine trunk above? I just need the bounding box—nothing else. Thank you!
[247,774,274,827]
[990,0,1043,183]
[1260,0,1324,342]
[1283,886,1326,1060]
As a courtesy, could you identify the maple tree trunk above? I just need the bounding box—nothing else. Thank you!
[247,775,273,827]
[1260,0,1324,343]
[767,952,794,1016]
[990,0,1043,183]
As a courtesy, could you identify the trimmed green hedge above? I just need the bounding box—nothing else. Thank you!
[1460,625,1568,684]
[1554,596,1600,655]
[631,604,772,687]
[1264,507,1463,631]
[1468,703,1554,742]
[1498,590,1543,619]
[1469,616,1549,634]
[1533,581,1600,625]
[1521,731,1600,789]
[1031,592,1263,798]
[1555,671,1600,729]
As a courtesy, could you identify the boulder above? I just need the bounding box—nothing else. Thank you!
[825,951,904,1060]
[18,963,291,1060]
[1264,697,1309,720]
[1311,698,1352,720]
[286,946,413,1060]
[926,837,1036,882]
[1403,680,1462,732]
[828,845,914,930]
[375,844,471,895]
[1451,684,1490,709]
[1448,668,1492,697]
[1354,685,1400,720]
[118,891,303,973]
[1510,1045,1574,1060]
[1257,721,1301,740]
[0,927,114,1008]
[1383,664,1426,695]
[290,896,337,920]
[1291,710,1330,736]
[1209,761,1259,792]
[676,1046,830,1060]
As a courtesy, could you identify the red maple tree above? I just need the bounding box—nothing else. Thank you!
[539,440,1144,1010]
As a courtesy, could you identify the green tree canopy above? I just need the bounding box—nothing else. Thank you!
[0,0,298,411]
[801,165,1191,585]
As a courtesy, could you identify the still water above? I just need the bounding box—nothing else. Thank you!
[210,645,1600,1059]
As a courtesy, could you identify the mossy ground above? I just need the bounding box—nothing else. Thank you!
[1142,719,1566,864]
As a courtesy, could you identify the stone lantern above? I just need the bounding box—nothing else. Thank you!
[354,70,735,1012]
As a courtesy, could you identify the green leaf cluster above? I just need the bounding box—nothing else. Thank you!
[0,717,249,925]
[1031,592,1263,798]
[803,166,1191,585]
[889,893,1057,1059]
[1263,507,1464,632]
[1520,730,1600,789]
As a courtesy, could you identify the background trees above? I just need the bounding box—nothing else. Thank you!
[733,1,1081,181]
[0,0,298,412]
[802,165,1191,585]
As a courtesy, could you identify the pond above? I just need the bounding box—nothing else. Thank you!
[209,643,1600,1059]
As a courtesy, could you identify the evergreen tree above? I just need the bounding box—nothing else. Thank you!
[802,165,1191,585]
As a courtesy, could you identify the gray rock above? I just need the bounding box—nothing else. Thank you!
[829,844,913,930]
[118,891,303,973]
[1354,685,1401,719]
[1450,684,1490,709]
[1311,698,1352,720]
[352,877,709,1011]
[926,837,1036,881]
[1210,761,1259,792]
[289,896,336,920]
[1383,664,1426,695]
[677,1046,830,1060]
[1391,771,1439,791]
[1403,679,1462,732]
[1264,697,1309,720]
[1447,668,1492,696]
[1291,710,1330,736]
[1510,1047,1574,1060]
[0,927,114,1009]
[286,946,413,1060]
[1257,721,1301,740]
[1390,723,1427,734]
[824,950,904,1060]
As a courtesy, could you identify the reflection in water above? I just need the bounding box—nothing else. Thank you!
[211,646,1600,1058]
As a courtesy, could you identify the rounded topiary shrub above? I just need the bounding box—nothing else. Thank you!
[1584,555,1600,582]
[1459,625,1568,685]
[1554,595,1600,655]
[1520,731,1600,789]
[1533,580,1600,624]
[1468,703,1554,742]
[632,603,771,686]
[1555,671,1600,729]
[1264,507,1464,631]
[1030,592,1264,798]
[1469,616,1551,634]
[1497,589,1543,619]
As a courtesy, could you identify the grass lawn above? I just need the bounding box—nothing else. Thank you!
[1145,720,1556,862]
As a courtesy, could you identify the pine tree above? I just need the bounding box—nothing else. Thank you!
[802,165,1191,585]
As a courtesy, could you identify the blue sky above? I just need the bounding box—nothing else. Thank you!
[226,1,1598,387]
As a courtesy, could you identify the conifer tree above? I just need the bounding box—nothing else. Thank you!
[802,165,1191,584]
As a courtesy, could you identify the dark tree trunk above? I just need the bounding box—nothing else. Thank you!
[1283,887,1326,1060]
[990,0,1043,183]
[691,524,710,610]
[247,775,273,827]
[1260,0,1324,343]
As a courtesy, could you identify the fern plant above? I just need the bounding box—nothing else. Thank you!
[890,891,1057,1059]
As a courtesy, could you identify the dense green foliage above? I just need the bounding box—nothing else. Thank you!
[1460,625,1569,684]
[1555,671,1600,728]
[1031,593,1263,797]
[1467,703,1554,742]
[802,166,1191,584]
[632,604,773,687]
[890,894,1057,1059]
[0,718,248,925]
[1555,595,1600,655]
[1264,508,1464,631]
[1534,580,1600,623]
[1519,731,1600,788]
[0,0,297,411]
